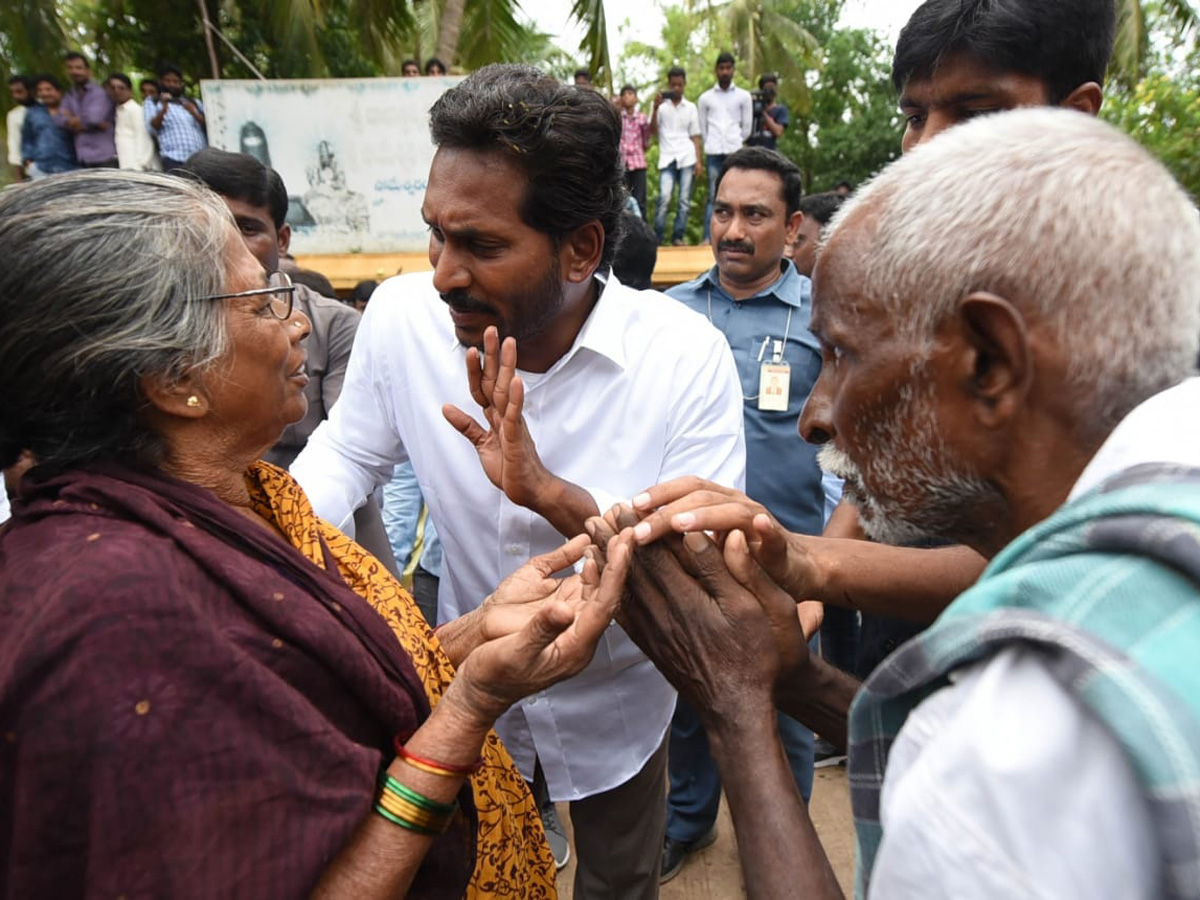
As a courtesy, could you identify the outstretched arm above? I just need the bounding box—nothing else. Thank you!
[629,479,985,624]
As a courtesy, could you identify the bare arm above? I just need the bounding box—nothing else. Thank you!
[761,104,785,138]
[630,479,986,624]
[708,705,844,899]
[318,534,633,896]
[590,511,844,898]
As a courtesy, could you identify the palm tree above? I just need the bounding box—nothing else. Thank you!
[726,0,822,114]
[436,0,609,85]
[1111,0,1199,85]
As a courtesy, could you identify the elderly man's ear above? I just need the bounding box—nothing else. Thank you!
[953,291,1033,431]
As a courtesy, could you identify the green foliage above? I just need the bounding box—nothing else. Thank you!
[1103,48,1200,199]
[618,0,901,241]
[1111,0,1200,87]
[783,23,901,192]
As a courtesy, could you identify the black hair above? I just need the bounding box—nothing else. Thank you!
[33,74,63,92]
[107,73,132,90]
[159,64,184,80]
[424,57,447,75]
[797,191,845,227]
[836,180,853,190]
[351,279,378,303]
[574,68,591,80]
[8,75,30,87]
[63,51,89,67]
[620,84,636,94]
[401,59,420,70]
[892,0,1117,104]
[758,73,778,89]
[667,66,686,81]
[177,148,289,231]
[612,212,658,290]
[140,78,159,91]
[716,146,803,217]
[716,52,735,67]
[429,63,627,270]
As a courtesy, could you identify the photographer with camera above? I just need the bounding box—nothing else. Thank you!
[145,64,208,172]
[746,73,788,150]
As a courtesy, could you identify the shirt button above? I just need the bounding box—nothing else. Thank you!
[507,544,522,555]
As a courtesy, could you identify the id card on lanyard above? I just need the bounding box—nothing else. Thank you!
[758,338,789,411]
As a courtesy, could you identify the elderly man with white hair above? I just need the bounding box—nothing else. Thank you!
[592,107,1200,900]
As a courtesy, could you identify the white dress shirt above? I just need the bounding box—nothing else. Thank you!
[870,378,1200,897]
[6,105,27,168]
[656,98,701,169]
[292,271,746,800]
[114,98,160,171]
[698,84,752,155]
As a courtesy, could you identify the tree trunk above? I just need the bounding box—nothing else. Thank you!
[436,0,466,68]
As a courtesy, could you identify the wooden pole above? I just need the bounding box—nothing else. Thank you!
[197,0,221,80]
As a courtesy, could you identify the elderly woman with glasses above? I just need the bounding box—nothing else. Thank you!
[0,171,634,899]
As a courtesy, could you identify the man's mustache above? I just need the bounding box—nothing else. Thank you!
[718,240,754,254]
[440,290,496,314]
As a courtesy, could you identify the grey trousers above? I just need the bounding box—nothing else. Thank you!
[569,736,668,900]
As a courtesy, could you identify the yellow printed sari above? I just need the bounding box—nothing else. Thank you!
[248,462,557,899]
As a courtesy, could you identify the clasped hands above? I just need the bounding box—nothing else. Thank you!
[441,327,823,731]
[582,483,826,727]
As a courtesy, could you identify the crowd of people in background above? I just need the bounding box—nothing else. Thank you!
[5,53,458,183]
[4,0,1200,898]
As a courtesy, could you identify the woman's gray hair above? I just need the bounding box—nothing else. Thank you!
[0,170,237,470]
[826,107,1200,440]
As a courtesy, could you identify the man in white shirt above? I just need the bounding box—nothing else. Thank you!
[697,52,751,242]
[105,74,159,171]
[6,76,32,182]
[291,63,745,899]
[649,66,702,246]
[604,106,1200,898]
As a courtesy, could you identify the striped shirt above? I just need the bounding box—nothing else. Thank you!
[144,96,207,163]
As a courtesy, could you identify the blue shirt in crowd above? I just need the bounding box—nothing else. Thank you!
[668,261,836,536]
[20,105,78,176]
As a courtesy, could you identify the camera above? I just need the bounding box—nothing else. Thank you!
[751,86,776,118]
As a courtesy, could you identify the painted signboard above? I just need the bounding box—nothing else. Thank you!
[201,77,460,254]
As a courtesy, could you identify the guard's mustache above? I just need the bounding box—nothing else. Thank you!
[718,240,754,254]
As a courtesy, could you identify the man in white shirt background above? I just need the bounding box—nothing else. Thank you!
[292,63,745,899]
[697,52,751,243]
[105,73,159,171]
[649,66,702,246]
[6,76,32,182]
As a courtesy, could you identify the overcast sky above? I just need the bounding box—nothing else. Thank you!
[518,0,924,69]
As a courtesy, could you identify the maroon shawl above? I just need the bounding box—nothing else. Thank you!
[0,462,475,898]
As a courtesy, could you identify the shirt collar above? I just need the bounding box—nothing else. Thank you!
[1069,376,1200,501]
[699,259,809,309]
[568,270,628,370]
[447,270,630,374]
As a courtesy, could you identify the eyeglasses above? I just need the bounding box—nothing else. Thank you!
[198,270,296,320]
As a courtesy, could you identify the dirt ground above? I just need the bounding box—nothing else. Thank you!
[554,764,855,898]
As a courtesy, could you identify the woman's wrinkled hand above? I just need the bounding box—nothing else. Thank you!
[451,528,636,727]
